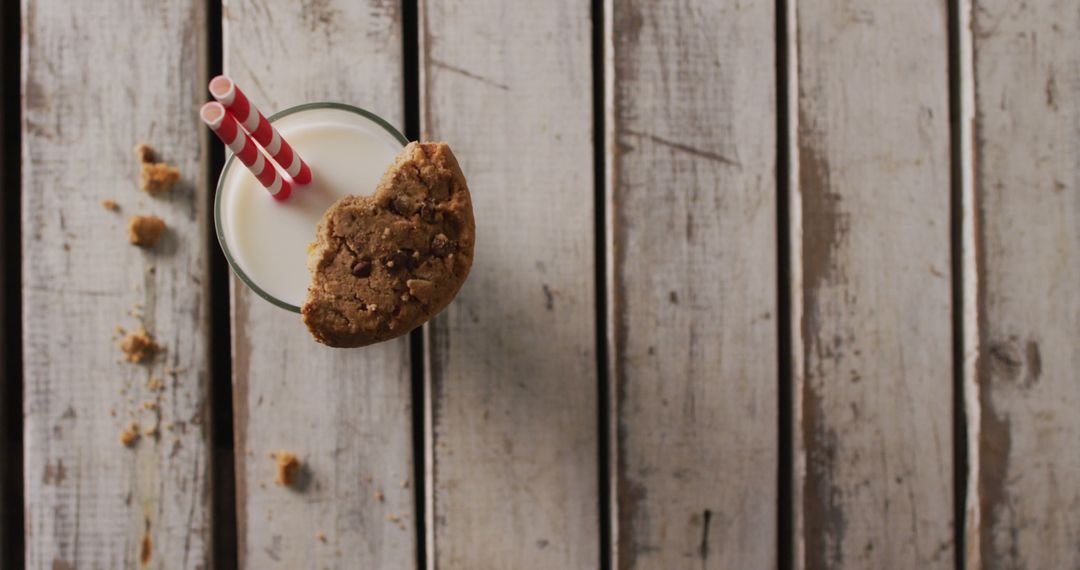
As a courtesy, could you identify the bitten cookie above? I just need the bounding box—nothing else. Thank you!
[302,142,475,348]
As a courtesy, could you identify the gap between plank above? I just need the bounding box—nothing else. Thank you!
[2,0,24,566]
[206,0,239,568]
[402,0,428,567]
[949,0,979,566]
[591,0,612,568]
[775,0,794,567]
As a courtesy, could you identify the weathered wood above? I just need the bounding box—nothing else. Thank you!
[791,0,954,568]
[420,1,598,567]
[21,1,212,567]
[607,0,778,568]
[967,1,1080,567]
[222,1,416,568]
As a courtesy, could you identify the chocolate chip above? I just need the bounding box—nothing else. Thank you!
[351,259,373,278]
[419,200,438,223]
[389,195,412,216]
[431,233,453,257]
[385,249,418,272]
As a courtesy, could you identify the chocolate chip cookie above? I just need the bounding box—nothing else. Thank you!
[302,142,475,347]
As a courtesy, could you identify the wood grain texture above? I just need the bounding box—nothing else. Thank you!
[420,1,598,567]
[968,0,1080,567]
[222,1,416,568]
[607,0,777,568]
[21,0,211,567]
[791,0,954,568]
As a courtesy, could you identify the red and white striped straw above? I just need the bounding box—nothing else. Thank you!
[200,102,292,200]
[209,75,313,185]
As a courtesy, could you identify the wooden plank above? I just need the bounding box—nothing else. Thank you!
[420,1,598,567]
[790,0,955,568]
[222,1,416,568]
[967,1,1080,567]
[607,0,777,568]
[21,0,211,567]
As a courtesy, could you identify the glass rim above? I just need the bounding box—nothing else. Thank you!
[213,101,408,313]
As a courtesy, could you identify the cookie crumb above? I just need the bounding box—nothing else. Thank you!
[316,532,327,543]
[401,479,410,488]
[386,513,401,523]
[128,215,165,247]
[119,422,140,446]
[101,199,119,211]
[147,377,165,391]
[135,144,180,195]
[140,163,181,195]
[136,143,183,195]
[142,400,158,411]
[374,490,384,502]
[273,450,301,487]
[140,529,153,565]
[143,423,158,438]
[119,327,161,363]
[134,144,156,164]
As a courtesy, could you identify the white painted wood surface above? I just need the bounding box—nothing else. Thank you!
[420,1,599,567]
[606,0,778,568]
[17,1,1080,567]
[967,0,1080,567]
[21,1,212,567]
[790,0,954,568]
[222,1,416,568]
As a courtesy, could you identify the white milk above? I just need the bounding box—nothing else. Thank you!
[216,105,404,309]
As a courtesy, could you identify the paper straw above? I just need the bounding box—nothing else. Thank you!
[209,75,313,185]
[201,102,292,200]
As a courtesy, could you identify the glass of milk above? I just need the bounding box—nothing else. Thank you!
[214,103,407,312]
